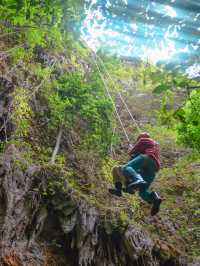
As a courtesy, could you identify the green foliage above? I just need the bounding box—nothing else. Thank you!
[26,29,46,48]
[0,0,84,52]
[54,153,65,167]
[102,158,118,183]
[46,27,63,50]
[47,71,114,156]
[0,0,82,27]
[31,63,51,78]
[11,47,26,63]
[126,193,140,211]
[155,91,176,128]
[177,89,200,151]
[34,146,53,164]
[150,66,200,152]
[152,68,199,94]
[2,0,200,259]
[153,84,171,94]
[144,124,177,147]
[12,87,33,138]
[48,90,70,127]
[118,210,129,227]
[0,142,5,153]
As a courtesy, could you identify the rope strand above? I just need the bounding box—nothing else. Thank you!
[93,53,130,142]
[96,54,141,133]
[80,38,141,142]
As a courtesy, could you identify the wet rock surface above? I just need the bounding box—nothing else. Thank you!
[0,77,15,142]
[0,144,186,266]
[0,145,44,265]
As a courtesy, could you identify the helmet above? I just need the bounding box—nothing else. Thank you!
[137,132,150,140]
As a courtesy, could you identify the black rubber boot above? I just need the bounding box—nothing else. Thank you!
[151,192,162,216]
[109,182,122,197]
[122,181,136,194]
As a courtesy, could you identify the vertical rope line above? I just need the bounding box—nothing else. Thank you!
[80,38,132,142]
[93,54,130,142]
[96,54,141,133]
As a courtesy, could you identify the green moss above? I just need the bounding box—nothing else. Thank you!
[101,158,119,183]
[12,87,33,139]
[0,142,5,153]
[118,209,129,227]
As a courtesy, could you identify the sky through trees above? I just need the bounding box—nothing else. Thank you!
[81,0,200,77]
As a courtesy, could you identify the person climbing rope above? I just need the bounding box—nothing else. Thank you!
[109,132,162,216]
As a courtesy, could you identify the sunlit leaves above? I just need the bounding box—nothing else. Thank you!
[153,84,171,94]
[46,27,63,49]
[0,0,85,53]
[46,71,114,155]
[31,63,52,78]
[48,92,71,127]
[152,66,200,94]
[26,29,46,48]
[11,47,26,63]
[82,0,200,70]
[174,108,185,122]
[177,90,200,150]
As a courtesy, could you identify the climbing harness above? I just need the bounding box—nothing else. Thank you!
[80,38,141,142]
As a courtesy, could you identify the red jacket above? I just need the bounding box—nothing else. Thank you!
[129,137,160,171]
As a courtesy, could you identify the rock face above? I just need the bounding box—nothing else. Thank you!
[0,72,187,266]
[0,144,185,266]
[0,77,15,142]
[0,145,44,265]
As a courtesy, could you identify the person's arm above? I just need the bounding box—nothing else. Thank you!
[128,139,143,155]
[128,143,134,155]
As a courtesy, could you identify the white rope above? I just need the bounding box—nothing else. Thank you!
[81,40,132,142]
[80,39,131,142]
[80,39,142,142]
[96,54,141,133]
[93,54,130,142]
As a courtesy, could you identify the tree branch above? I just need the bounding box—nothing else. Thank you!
[50,124,63,165]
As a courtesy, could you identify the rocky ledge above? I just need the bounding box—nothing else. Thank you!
[0,144,187,266]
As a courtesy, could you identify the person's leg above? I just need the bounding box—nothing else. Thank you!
[135,157,162,215]
[112,165,126,186]
[109,166,124,196]
[122,155,147,190]
[123,154,146,174]
[150,192,162,215]
[139,182,154,204]
[109,181,122,196]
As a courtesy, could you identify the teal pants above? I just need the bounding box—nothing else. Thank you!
[122,154,157,204]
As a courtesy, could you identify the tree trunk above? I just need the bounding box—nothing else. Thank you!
[50,124,63,164]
